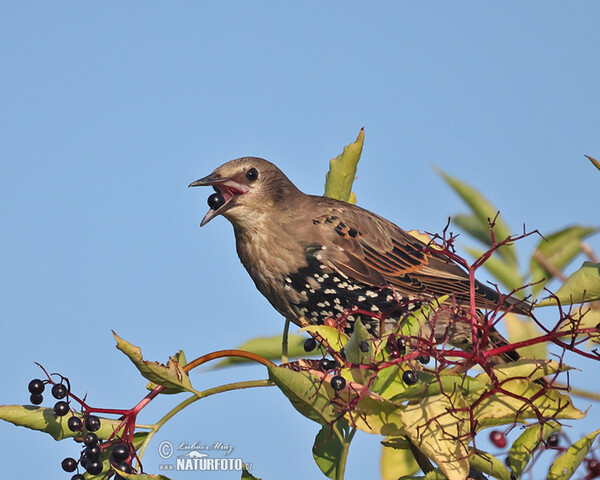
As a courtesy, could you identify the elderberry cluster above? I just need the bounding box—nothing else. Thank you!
[27,377,133,479]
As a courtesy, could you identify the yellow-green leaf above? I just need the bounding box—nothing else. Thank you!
[300,325,349,351]
[508,421,561,477]
[113,332,193,394]
[241,466,262,480]
[504,313,547,360]
[313,421,351,479]
[586,155,600,172]
[530,226,598,297]
[469,450,513,480]
[381,443,419,480]
[547,428,600,480]
[0,405,142,441]
[324,128,364,204]
[437,168,516,267]
[537,262,600,306]
[399,392,470,480]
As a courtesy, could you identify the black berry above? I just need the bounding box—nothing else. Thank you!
[85,445,101,460]
[547,433,560,448]
[79,451,89,468]
[207,192,225,210]
[30,393,43,405]
[319,358,336,371]
[418,355,431,365]
[51,383,68,399]
[490,430,507,448]
[113,460,133,474]
[303,337,317,352]
[28,379,45,395]
[72,475,86,480]
[359,340,370,353]
[61,457,77,473]
[111,443,130,462]
[53,401,70,416]
[68,416,83,432]
[330,375,346,391]
[86,460,103,475]
[85,415,101,432]
[83,432,99,446]
[402,370,418,386]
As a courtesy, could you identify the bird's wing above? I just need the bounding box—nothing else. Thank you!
[310,206,517,311]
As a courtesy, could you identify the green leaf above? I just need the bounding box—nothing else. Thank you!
[530,226,598,297]
[211,334,308,368]
[398,471,446,480]
[380,443,419,480]
[113,332,193,394]
[241,466,262,480]
[437,168,516,267]
[464,246,524,293]
[300,325,349,351]
[508,422,561,477]
[312,421,351,479]
[547,428,600,480]
[344,320,375,384]
[469,450,513,480]
[399,391,470,480]
[586,155,600,172]
[0,405,147,441]
[387,371,486,403]
[267,365,339,425]
[473,379,584,430]
[324,128,364,204]
[504,313,547,360]
[477,359,571,385]
[536,262,600,306]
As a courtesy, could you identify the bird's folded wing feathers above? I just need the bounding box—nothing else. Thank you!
[311,209,513,310]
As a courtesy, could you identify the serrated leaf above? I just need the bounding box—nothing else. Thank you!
[113,332,193,394]
[344,320,375,384]
[508,421,561,477]
[504,313,547,360]
[437,168,516,267]
[267,364,338,425]
[470,450,513,480]
[530,226,598,297]
[398,471,446,480]
[0,405,139,441]
[324,128,364,204]
[537,262,600,306]
[241,466,262,480]
[381,443,419,480]
[211,334,308,369]
[313,421,350,479]
[477,359,571,384]
[547,428,600,480]
[300,325,349,351]
[399,391,470,480]
[586,155,600,172]
[473,379,584,429]
[464,246,524,293]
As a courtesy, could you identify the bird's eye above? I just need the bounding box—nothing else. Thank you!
[246,167,259,182]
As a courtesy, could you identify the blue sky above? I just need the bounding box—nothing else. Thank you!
[1,3,599,479]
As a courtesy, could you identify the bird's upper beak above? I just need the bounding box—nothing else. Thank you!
[189,173,249,226]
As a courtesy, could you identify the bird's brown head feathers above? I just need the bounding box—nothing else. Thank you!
[189,157,301,227]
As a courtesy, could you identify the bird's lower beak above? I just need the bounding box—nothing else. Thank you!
[189,173,249,226]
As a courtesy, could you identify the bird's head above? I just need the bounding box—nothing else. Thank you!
[189,157,301,227]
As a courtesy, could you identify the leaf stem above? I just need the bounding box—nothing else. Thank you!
[137,379,273,460]
[335,427,356,480]
[282,318,291,363]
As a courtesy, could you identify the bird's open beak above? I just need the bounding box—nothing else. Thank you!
[189,173,249,226]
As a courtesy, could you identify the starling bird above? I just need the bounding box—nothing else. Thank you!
[190,157,527,359]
